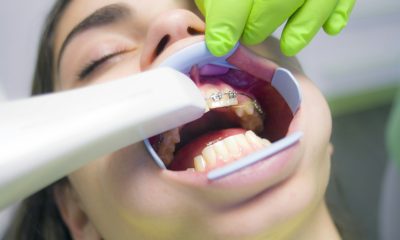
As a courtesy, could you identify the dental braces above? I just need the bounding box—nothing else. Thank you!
[251,99,264,116]
[236,92,264,116]
[205,90,264,116]
[206,90,238,109]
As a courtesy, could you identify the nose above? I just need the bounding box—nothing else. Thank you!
[140,9,205,69]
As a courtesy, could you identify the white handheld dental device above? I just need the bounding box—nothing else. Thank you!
[0,67,207,209]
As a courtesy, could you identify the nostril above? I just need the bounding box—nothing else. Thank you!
[187,26,203,36]
[154,35,170,58]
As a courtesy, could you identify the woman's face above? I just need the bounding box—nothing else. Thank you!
[54,0,333,239]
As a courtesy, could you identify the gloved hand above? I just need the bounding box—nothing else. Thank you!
[195,0,356,57]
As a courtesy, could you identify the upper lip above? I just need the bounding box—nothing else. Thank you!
[150,36,206,69]
[147,37,304,207]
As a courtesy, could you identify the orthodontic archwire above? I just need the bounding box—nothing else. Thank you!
[205,90,264,116]
[205,90,239,109]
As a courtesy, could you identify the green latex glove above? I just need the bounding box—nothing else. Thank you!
[195,0,356,57]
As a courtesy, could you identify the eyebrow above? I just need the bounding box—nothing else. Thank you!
[57,3,131,70]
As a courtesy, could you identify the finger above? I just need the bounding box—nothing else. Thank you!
[242,0,304,45]
[323,0,356,35]
[199,0,254,56]
[280,0,338,56]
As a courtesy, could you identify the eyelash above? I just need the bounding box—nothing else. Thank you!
[78,50,127,80]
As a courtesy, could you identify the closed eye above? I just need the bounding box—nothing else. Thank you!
[78,50,128,80]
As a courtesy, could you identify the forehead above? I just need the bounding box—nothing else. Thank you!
[53,0,189,62]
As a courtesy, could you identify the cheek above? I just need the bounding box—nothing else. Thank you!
[299,77,333,165]
[276,76,332,221]
[70,143,200,239]
[99,143,215,239]
[100,143,199,224]
[262,146,332,237]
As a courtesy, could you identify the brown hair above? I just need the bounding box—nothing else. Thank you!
[3,1,72,239]
[3,180,71,240]
[31,0,70,96]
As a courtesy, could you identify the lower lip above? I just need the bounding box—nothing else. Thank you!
[161,109,303,197]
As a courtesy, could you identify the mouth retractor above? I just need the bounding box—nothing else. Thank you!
[144,41,303,180]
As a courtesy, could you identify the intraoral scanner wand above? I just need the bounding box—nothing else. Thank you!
[0,67,207,209]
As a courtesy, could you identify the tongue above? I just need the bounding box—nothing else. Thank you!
[169,128,246,171]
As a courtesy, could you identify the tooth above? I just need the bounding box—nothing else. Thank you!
[245,130,264,149]
[239,111,264,133]
[194,155,206,172]
[234,107,244,117]
[157,128,181,165]
[224,89,238,106]
[213,141,230,162]
[235,133,252,152]
[223,135,241,158]
[244,102,254,115]
[206,89,238,109]
[210,91,223,102]
[206,88,219,97]
[262,138,271,147]
[234,100,254,117]
[202,145,217,166]
[206,89,223,109]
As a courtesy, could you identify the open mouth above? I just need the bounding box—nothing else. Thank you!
[145,41,302,180]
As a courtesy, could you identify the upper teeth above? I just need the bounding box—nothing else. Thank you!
[205,89,263,117]
[206,90,238,109]
[233,100,264,133]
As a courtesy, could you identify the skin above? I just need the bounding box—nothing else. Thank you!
[52,0,339,239]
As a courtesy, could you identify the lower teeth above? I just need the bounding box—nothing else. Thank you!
[193,131,270,172]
